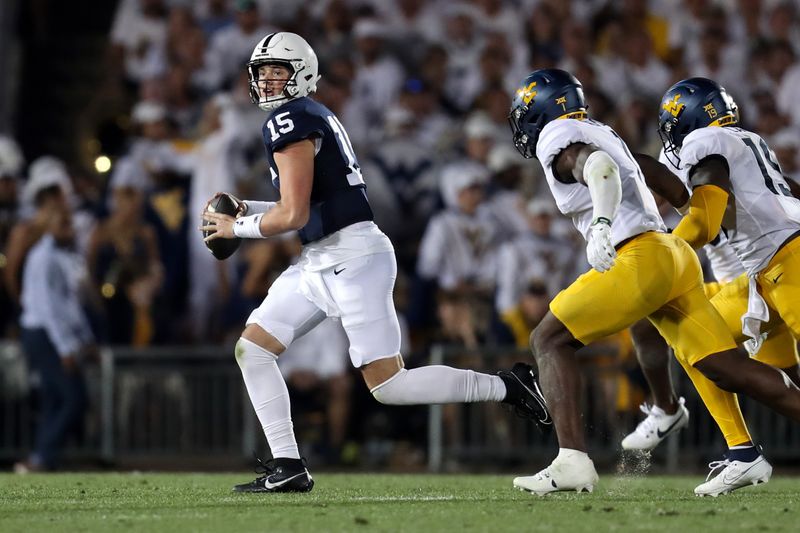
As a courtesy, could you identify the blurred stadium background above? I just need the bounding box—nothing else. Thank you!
[1,0,800,474]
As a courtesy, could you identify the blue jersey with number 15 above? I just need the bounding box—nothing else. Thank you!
[261,97,373,244]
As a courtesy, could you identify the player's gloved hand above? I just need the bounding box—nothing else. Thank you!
[587,217,616,273]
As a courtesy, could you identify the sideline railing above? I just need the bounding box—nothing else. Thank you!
[2,341,798,471]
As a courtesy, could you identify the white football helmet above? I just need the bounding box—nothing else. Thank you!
[247,32,321,111]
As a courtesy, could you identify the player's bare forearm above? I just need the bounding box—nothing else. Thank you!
[201,200,306,240]
[634,153,689,209]
[257,202,308,236]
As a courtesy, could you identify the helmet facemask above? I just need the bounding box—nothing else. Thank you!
[508,105,544,159]
[658,116,683,170]
[248,60,302,111]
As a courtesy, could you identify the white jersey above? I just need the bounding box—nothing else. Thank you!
[658,150,744,284]
[536,119,666,246]
[704,233,745,284]
[679,126,800,275]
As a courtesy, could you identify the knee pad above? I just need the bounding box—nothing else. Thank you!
[235,337,278,368]
[370,368,409,405]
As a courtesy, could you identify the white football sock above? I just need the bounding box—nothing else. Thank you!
[235,337,300,459]
[370,366,507,405]
[555,448,590,463]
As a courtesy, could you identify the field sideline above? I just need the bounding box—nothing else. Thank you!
[1,473,798,532]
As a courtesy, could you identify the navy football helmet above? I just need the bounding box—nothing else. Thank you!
[508,69,587,159]
[658,77,738,163]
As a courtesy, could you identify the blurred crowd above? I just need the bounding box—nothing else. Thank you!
[3,0,800,468]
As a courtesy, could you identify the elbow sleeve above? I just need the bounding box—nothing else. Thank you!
[672,184,729,249]
[584,150,622,223]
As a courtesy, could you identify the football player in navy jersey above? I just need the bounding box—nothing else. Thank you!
[201,32,550,493]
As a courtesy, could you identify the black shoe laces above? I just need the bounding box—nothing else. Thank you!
[253,456,277,480]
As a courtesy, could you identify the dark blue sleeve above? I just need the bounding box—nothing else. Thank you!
[265,103,327,152]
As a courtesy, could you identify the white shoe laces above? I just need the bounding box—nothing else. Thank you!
[705,459,732,482]
[633,403,661,435]
[634,398,685,437]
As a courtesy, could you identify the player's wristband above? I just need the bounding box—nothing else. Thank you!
[592,216,612,226]
[233,214,264,238]
[242,200,277,216]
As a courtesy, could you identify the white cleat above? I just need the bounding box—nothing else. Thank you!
[621,397,689,451]
[694,455,772,497]
[514,455,599,495]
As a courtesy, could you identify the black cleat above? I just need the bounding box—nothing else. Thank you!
[232,457,314,493]
[498,362,552,431]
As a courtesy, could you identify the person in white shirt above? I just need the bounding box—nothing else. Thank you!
[417,161,498,292]
[199,0,277,91]
[495,198,575,315]
[15,207,95,472]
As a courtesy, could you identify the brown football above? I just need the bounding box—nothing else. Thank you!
[203,194,242,260]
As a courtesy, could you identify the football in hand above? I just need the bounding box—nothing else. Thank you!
[203,194,242,260]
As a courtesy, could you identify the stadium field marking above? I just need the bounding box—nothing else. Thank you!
[350,495,457,502]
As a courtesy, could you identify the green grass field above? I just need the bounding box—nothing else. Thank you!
[1,473,798,532]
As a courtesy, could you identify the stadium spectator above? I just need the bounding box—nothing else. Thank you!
[109,0,169,84]
[439,5,485,112]
[349,18,405,151]
[772,129,800,183]
[358,105,439,248]
[482,143,530,240]
[0,136,24,335]
[199,0,277,92]
[14,207,95,472]
[462,111,497,165]
[187,95,247,342]
[3,158,72,305]
[620,26,671,102]
[523,2,562,67]
[417,161,497,292]
[86,159,163,345]
[195,0,234,38]
[494,198,575,315]
[417,161,499,347]
[497,279,550,349]
[311,0,355,69]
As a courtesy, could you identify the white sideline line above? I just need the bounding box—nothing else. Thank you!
[349,496,457,502]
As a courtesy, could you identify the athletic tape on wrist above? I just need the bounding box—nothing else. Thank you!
[233,213,264,238]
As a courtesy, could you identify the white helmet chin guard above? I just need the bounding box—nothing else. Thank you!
[247,32,321,111]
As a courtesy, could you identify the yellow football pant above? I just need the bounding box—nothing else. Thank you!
[551,232,751,446]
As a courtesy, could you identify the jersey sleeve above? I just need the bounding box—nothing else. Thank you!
[264,102,327,152]
[679,128,728,181]
[536,120,597,169]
